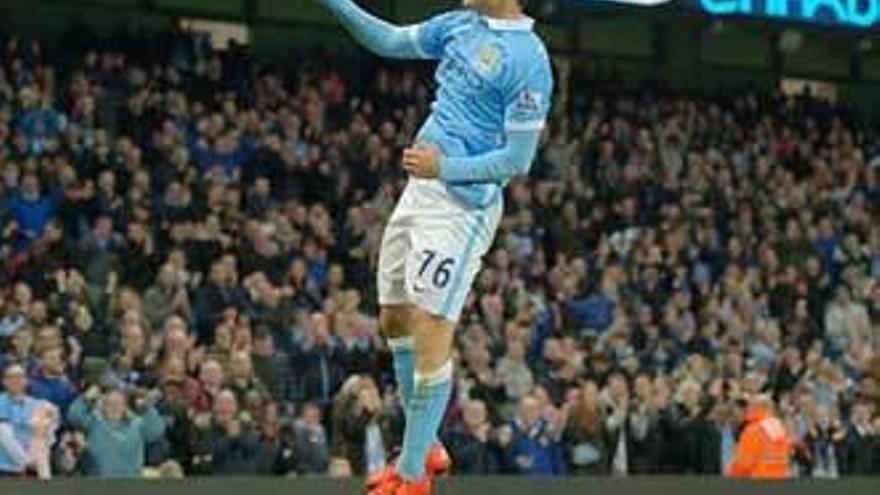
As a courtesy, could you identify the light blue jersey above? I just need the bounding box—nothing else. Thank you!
[317,0,553,209]
[320,0,552,319]
[318,4,554,481]
[408,10,554,207]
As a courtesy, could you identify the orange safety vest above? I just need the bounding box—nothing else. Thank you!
[727,407,792,480]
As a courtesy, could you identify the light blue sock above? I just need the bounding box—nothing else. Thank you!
[397,360,453,481]
[388,337,415,408]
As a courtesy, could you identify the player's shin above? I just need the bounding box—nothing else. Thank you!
[396,360,453,482]
[388,336,415,408]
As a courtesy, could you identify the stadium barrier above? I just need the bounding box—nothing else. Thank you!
[1,476,877,495]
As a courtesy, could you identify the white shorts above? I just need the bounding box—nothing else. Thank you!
[377,178,502,322]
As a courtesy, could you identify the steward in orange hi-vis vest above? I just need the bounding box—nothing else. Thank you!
[727,396,792,480]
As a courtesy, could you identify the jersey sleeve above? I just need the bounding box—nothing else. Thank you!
[503,50,554,132]
[406,10,472,60]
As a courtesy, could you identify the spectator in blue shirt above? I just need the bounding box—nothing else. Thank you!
[502,394,565,476]
[0,363,58,476]
[28,346,78,414]
[193,261,247,344]
[566,273,618,336]
[5,174,56,249]
[13,87,65,155]
[293,312,345,408]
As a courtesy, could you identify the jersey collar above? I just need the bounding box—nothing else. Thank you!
[482,15,535,32]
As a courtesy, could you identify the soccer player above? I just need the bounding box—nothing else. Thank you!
[316,1,553,494]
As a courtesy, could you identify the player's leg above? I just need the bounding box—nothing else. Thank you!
[371,184,453,495]
[394,200,498,487]
[376,208,417,416]
[380,305,415,410]
[379,304,415,409]
[371,182,501,495]
[395,308,455,483]
[370,303,450,490]
[365,305,416,490]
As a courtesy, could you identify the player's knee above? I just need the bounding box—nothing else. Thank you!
[379,305,411,339]
[413,343,453,374]
[410,309,454,373]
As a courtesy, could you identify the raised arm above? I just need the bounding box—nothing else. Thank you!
[138,404,167,444]
[67,394,96,433]
[316,0,423,59]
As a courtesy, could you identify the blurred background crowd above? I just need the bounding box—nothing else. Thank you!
[0,26,877,479]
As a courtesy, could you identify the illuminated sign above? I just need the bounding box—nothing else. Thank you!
[695,0,880,28]
[586,0,675,4]
[569,0,880,28]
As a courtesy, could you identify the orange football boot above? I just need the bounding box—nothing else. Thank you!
[425,443,452,477]
[368,443,450,491]
[366,466,402,495]
[393,477,432,495]
[367,463,398,492]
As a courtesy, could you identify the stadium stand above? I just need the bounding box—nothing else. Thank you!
[0,25,877,479]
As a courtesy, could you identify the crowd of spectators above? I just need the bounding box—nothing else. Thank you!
[0,26,877,479]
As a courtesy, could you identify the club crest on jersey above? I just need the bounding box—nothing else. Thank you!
[476,45,501,74]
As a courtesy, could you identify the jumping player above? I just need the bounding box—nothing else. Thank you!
[315,1,554,494]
